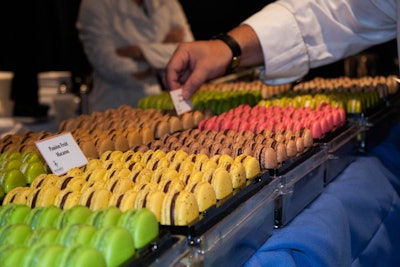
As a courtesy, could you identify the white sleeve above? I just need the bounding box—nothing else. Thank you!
[243,0,397,85]
[76,0,148,84]
[139,0,194,70]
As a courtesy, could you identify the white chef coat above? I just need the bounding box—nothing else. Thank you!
[77,0,194,112]
[243,0,398,85]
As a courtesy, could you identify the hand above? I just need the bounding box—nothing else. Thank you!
[131,68,154,80]
[116,45,144,60]
[165,25,263,99]
[165,40,232,99]
[163,27,185,43]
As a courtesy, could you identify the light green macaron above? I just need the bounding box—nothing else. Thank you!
[87,206,123,228]
[0,223,32,246]
[117,208,159,249]
[59,244,107,267]
[89,226,135,267]
[55,205,91,229]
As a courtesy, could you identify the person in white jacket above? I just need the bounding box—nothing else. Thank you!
[165,0,398,99]
[77,0,194,112]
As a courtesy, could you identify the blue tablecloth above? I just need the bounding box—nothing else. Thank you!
[245,122,400,267]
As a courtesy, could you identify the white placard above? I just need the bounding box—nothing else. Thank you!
[169,88,193,115]
[35,132,88,176]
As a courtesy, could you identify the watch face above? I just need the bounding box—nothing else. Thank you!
[231,56,240,69]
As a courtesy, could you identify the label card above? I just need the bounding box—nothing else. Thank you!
[169,88,193,115]
[35,132,88,176]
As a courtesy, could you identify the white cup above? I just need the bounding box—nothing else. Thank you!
[0,99,14,117]
[0,71,14,100]
[53,93,78,124]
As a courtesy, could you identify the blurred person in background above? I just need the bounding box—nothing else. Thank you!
[77,0,194,112]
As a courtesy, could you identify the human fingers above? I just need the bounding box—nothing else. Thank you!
[165,43,192,91]
[166,41,230,98]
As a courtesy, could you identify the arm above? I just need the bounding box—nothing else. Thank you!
[166,0,397,99]
[247,0,397,85]
[166,24,262,99]
[139,0,195,70]
[76,0,150,84]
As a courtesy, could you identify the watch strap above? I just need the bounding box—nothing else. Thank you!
[212,33,242,73]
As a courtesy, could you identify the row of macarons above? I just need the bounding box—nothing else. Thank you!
[4,176,225,226]
[0,203,159,267]
[3,150,261,224]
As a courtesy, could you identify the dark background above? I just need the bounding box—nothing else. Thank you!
[0,1,397,117]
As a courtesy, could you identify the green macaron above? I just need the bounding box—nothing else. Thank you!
[59,244,106,267]
[87,206,122,228]
[25,227,60,247]
[0,203,31,226]
[89,226,135,267]
[55,205,91,229]
[24,205,62,230]
[0,223,32,246]
[0,244,29,267]
[22,243,65,267]
[117,208,159,249]
[57,223,97,247]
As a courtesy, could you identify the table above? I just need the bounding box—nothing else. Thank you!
[244,122,400,267]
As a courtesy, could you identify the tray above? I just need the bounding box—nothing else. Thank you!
[346,100,388,124]
[160,172,274,238]
[274,147,328,227]
[195,177,280,267]
[319,123,361,184]
[124,231,187,267]
[353,104,392,153]
[268,145,322,177]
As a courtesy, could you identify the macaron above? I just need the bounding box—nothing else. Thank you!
[84,159,103,172]
[22,243,65,267]
[0,244,28,267]
[161,190,199,226]
[254,145,278,170]
[134,188,165,222]
[30,174,59,190]
[87,206,122,228]
[104,177,134,195]
[202,167,233,200]
[133,180,158,192]
[24,205,62,230]
[146,157,170,172]
[89,226,135,267]
[185,181,216,212]
[157,178,185,194]
[2,186,31,205]
[25,227,60,247]
[234,154,261,179]
[56,175,86,192]
[117,208,159,249]
[55,205,91,229]
[79,180,106,194]
[0,203,30,226]
[79,188,112,211]
[128,168,152,184]
[27,185,61,208]
[0,223,32,246]
[57,223,97,247]
[296,128,313,148]
[108,189,138,212]
[83,168,108,183]
[59,244,107,267]
[218,158,246,189]
[54,190,82,210]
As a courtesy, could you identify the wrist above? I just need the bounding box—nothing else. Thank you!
[212,33,242,73]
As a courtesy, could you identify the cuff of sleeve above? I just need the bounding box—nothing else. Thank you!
[243,3,309,83]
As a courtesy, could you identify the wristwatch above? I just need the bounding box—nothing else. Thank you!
[212,33,242,73]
